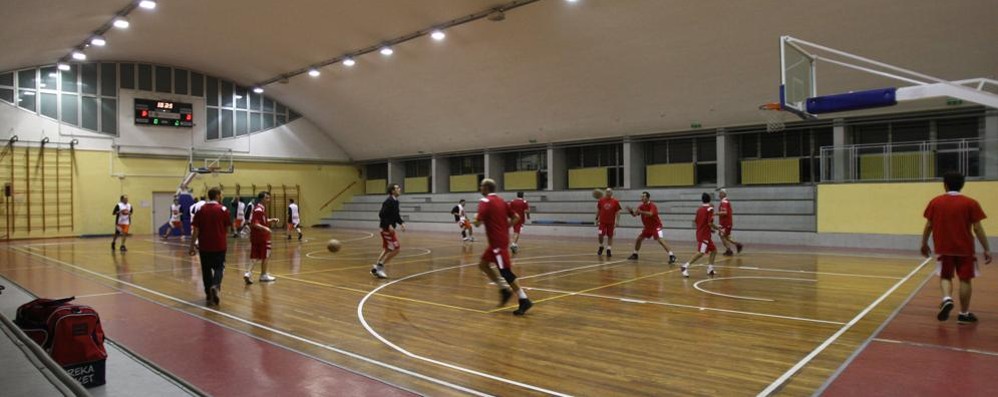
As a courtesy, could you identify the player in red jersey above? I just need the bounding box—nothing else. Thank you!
[595,188,621,257]
[244,191,280,284]
[921,172,991,324]
[474,179,533,315]
[625,191,677,264]
[509,191,530,254]
[716,189,744,256]
[680,193,720,278]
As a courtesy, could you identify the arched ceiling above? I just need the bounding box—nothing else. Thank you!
[2,0,996,160]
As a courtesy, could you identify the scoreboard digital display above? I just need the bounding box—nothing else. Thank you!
[134,98,193,127]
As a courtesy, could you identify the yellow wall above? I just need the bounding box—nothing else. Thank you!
[646,163,694,187]
[818,181,998,235]
[859,152,935,180]
[404,176,429,193]
[568,167,607,189]
[3,149,362,239]
[741,158,800,185]
[366,179,386,195]
[504,170,538,191]
[450,174,480,192]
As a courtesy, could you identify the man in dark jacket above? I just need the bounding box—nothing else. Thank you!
[372,183,406,278]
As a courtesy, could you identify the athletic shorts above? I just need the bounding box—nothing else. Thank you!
[481,246,513,270]
[720,225,732,237]
[381,228,400,251]
[937,255,978,281]
[170,220,182,229]
[639,228,663,240]
[250,241,271,260]
[116,224,130,234]
[598,223,616,238]
[513,220,524,234]
[457,219,471,229]
[287,222,300,231]
[697,238,717,254]
[234,219,243,229]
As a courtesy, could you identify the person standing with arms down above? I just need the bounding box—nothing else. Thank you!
[680,193,719,278]
[474,179,533,315]
[189,188,232,306]
[626,192,677,264]
[372,184,406,279]
[112,195,133,252]
[921,172,991,324]
[287,199,303,241]
[716,189,744,256]
[596,188,622,257]
[509,192,530,254]
[232,197,246,238]
[244,191,280,284]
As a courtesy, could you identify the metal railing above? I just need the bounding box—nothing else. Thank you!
[820,138,997,182]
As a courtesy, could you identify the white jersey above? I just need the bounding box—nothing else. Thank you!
[236,201,246,221]
[288,203,300,224]
[457,204,467,222]
[170,204,181,222]
[190,200,206,219]
[115,202,132,225]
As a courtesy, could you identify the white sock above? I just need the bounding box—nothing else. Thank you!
[606,246,611,250]
[960,311,969,315]
[517,289,528,299]
[668,251,674,256]
[632,250,638,254]
[707,265,714,272]
[682,262,690,269]
[943,296,952,301]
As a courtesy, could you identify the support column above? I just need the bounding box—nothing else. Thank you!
[387,159,404,188]
[547,145,567,191]
[623,137,645,190]
[484,151,505,191]
[985,109,998,179]
[431,155,450,193]
[832,118,849,181]
[716,128,737,188]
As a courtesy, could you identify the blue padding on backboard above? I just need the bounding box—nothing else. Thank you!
[806,88,897,114]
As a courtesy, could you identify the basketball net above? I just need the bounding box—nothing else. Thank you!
[758,103,788,133]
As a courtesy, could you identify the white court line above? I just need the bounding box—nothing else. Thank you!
[712,264,903,280]
[306,247,432,261]
[12,247,492,397]
[519,259,629,280]
[523,286,845,326]
[693,276,820,302]
[871,338,998,358]
[74,292,123,298]
[756,257,933,396]
[358,263,574,397]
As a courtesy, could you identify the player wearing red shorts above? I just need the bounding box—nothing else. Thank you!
[509,192,530,254]
[474,179,532,315]
[372,184,406,279]
[716,189,744,256]
[921,172,991,324]
[596,188,621,257]
[244,191,280,284]
[680,193,720,278]
[625,191,677,264]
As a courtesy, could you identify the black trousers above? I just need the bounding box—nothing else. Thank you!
[199,251,226,295]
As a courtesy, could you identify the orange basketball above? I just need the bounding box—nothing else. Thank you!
[592,189,604,199]
[326,239,342,253]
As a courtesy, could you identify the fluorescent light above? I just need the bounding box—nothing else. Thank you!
[40,83,47,88]
[113,17,129,29]
[139,0,157,10]
[253,87,264,94]
[57,63,71,71]
[91,35,106,46]
[343,58,356,67]
[380,46,393,56]
[234,95,243,99]
[24,91,36,96]
[431,30,446,41]
[71,51,87,60]
[308,68,320,77]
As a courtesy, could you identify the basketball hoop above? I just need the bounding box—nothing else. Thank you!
[208,165,221,177]
[758,102,789,133]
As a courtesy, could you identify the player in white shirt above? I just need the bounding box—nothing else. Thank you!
[161,197,183,240]
[450,199,475,242]
[287,199,302,241]
[112,195,133,252]
[233,197,247,238]
[190,196,206,220]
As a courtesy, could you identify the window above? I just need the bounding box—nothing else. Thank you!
[60,94,78,126]
[190,72,204,97]
[450,155,484,175]
[81,64,98,95]
[119,63,135,89]
[40,93,58,119]
[567,143,623,187]
[937,117,978,140]
[852,123,889,144]
[155,66,172,93]
[405,159,431,177]
[174,69,188,95]
[100,98,116,134]
[100,63,116,96]
[366,164,388,180]
[137,64,152,91]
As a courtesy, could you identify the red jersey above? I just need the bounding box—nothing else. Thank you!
[638,202,662,230]
[191,202,231,252]
[718,198,733,227]
[509,198,529,224]
[695,204,715,241]
[597,197,622,226]
[476,194,511,249]
[250,203,270,243]
[924,192,987,256]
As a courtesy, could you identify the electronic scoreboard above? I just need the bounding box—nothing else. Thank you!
[134,99,193,127]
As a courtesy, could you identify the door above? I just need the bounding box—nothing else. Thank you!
[152,192,176,234]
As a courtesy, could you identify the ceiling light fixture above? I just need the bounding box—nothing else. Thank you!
[57,63,71,71]
[379,46,394,56]
[90,35,106,46]
[343,58,356,67]
[431,30,446,41]
[71,51,87,60]
[139,0,157,10]
[112,16,129,29]
[308,68,321,77]
[252,87,264,94]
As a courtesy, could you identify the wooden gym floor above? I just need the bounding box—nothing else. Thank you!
[1,227,983,396]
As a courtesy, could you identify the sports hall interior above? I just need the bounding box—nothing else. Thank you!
[1,1,997,396]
